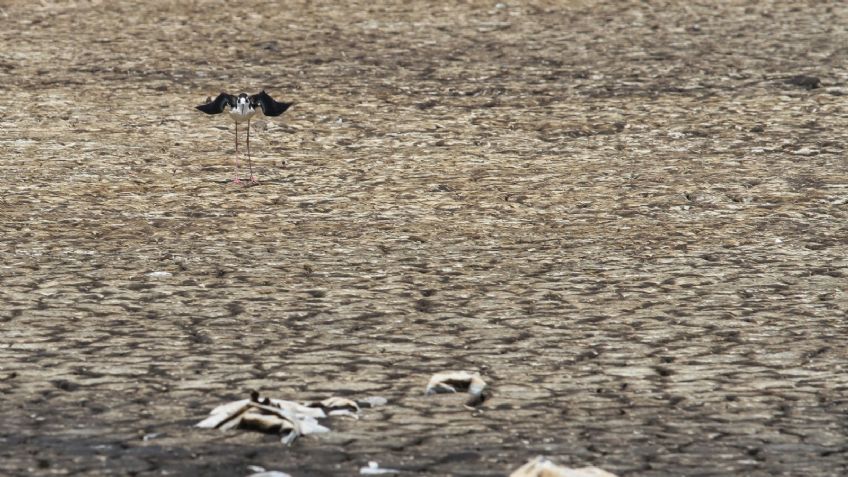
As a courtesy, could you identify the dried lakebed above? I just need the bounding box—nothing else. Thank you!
[1,1,847,476]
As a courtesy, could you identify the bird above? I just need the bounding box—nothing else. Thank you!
[196,91,292,185]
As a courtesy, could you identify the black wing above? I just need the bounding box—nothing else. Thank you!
[196,93,235,114]
[250,90,292,117]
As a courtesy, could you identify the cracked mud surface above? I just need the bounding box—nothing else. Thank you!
[1,1,847,475]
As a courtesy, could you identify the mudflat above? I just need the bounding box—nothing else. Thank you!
[1,1,847,476]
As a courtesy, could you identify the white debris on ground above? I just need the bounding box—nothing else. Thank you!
[247,471,292,477]
[304,396,360,419]
[358,396,388,408]
[359,461,402,475]
[509,457,618,477]
[245,465,292,477]
[197,391,385,445]
[425,370,489,408]
[145,271,172,278]
[198,392,330,445]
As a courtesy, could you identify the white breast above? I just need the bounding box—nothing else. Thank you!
[228,104,256,123]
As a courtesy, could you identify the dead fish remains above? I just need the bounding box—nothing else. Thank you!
[509,456,618,477]
[304,396,361,418]
[196,391,381,445]
[425,371,490,408]
[196,391,328,445]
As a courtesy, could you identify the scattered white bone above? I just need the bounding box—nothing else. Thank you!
[196,393,330,445]
[360,461,401,474]
[425,371,485,394]
[358,396,388,408]
[196,401,251,429]
[293,414,331,436]
[198,392,366,445]
[319,396,361,418]
[206,399,251,420]
[247,471,292,477]
[146,271,172,278]
[209,398,326,419]
[299,396,363,418]
[321,396,359,412]
[425,371,489,407]
[241,409,297,434]
[510,457,618,477]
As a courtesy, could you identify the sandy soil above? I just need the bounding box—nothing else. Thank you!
[1,0,847,475]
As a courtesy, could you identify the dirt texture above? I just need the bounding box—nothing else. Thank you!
[1,0,848,476]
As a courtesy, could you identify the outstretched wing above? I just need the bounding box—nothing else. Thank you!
[250,90,292,117]
[196,93,235,114]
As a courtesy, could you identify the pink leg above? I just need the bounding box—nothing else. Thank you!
[247,120,258,184]
[231,122,241,184]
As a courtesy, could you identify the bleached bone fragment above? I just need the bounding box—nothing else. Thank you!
[360,461,402,474]
[240,411,294,434]
[302,396,361,418]
[246,466,292,477]
[510,456,618,477]
[264,397,326,419]
[358,396,388,408]
[425,371,477,394]
[321,396,360,413]
[236,402,303,445]
[425,371,490,407]
[198,394,323,445]
[146,271,172,278]
[256,391,312,415]
[218,409,248,431]
[295,415,331,435]
[248,402,329,435]
[209,394,325,420]
[197,392,338,446]
[322,396,361,417]
[208,398,251,417]
[196,401,251,429]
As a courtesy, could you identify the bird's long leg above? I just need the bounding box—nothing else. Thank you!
[247,119,257,183]
[232,122,241,184]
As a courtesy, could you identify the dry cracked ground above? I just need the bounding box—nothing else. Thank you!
[1,0,847,476]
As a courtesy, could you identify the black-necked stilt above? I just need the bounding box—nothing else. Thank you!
[196,90,292,184]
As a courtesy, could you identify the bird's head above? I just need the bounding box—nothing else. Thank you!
[235,93,253,113]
